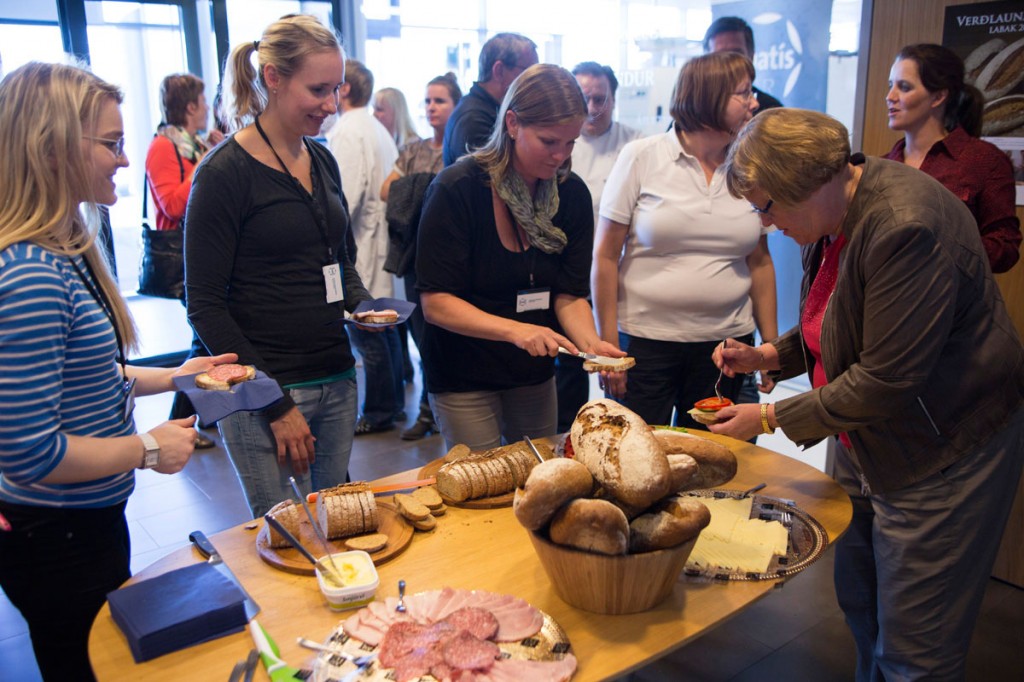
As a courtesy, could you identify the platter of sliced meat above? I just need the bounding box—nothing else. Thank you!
[311,587,577,682]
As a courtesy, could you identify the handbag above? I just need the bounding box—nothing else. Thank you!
[137,140,186,299]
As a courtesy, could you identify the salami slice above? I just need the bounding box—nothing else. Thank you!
[442,631,500,671]
[207,364,250,382]
[442,606,499,641]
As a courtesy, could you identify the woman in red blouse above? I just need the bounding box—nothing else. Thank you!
[884,43,1020,273]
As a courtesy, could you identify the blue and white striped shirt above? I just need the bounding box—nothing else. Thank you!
[0,242,135,508]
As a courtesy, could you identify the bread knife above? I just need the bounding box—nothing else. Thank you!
[557,346,621,366]
[189,530,261,620]
[288,476,344,578]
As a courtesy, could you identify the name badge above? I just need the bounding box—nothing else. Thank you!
[122,377,137,423]
[516,287,551,313]
[323,263,344,303]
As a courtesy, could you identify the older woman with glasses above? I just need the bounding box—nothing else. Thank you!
[592,51,777,428]
[713,107,1024,681]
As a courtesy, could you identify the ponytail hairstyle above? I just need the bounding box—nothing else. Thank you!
[0,62,138,349]
[222,13,342,131]
[895,43,983,137]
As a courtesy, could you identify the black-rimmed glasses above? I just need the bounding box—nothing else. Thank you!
[85,136,126,158]
[751,198,773,215]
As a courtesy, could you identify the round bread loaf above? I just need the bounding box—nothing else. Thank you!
[651,430,737,489]
[548,498,629,556]
[570,399,672,508]
[513,458,594,531]
[629,496,711,552]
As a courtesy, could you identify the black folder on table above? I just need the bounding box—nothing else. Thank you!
[106,561,248,662]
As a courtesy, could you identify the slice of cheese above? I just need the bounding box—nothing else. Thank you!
[685,497,789,574]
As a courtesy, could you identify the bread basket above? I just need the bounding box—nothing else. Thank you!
[528,530,699,614]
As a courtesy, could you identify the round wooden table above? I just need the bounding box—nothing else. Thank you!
[89,433,851,681]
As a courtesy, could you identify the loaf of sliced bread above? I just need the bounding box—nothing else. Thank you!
[316,482,379,539]
[266,499,302,549]
[435,441,546,502]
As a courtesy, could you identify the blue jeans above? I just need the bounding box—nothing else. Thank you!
[347,325,405,427]
[617,332,752,428]
[218,377,358,518]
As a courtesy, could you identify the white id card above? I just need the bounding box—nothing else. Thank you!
[323,263,344,303]
[516,288,551,313]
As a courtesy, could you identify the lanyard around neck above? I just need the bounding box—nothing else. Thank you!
[70,256,127,377]
[253,115,335,263]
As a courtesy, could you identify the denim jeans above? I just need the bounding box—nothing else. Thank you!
[429,378,557,451]
[218,377,358,518]
[616,332,753,428]
[0,500,130,682]
[347,325,405,427]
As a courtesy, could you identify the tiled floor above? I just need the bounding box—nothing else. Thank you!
[3,299,1022,680]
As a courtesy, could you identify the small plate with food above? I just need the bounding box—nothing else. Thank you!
[171,364,283,425]
[344,298,416,327]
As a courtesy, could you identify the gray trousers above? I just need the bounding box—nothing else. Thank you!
[429,377,557,451]
[833,406,1024,682]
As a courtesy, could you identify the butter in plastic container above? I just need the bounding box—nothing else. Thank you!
[315,550,380,611]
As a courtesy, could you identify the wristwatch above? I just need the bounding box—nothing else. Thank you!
[138,432,160,470]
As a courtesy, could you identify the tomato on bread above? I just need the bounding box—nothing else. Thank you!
[687,397,733,425]
[195,363,256,391]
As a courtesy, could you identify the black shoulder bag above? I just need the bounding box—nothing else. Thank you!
[137,140,186,299]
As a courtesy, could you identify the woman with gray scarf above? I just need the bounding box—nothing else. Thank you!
[416,64,623,450]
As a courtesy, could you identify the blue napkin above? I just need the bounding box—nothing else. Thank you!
[172,370,283,425]
[107,562,248,662]
[341,297,417,326]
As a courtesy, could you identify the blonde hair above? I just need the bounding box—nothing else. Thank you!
[671,52,755,134]
[0,62,137,349]
[724,108,851,205]
[374,87,418,146]
[474,64,586,186]
[222,13,342,131]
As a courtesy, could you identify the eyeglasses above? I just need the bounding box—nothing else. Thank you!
[732,88,758,102]
[751,198,774,215]
[85,136,126,158]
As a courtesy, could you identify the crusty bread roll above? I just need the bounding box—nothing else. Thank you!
[570,399,672,508]
[652,430,737,489]
[513,458,594,531]
[435,442,543,502]
[628,496,710,552]
[266,499,302,549]
[666,453,699,492]
[316,482,378,539]
[582,356,636,373]
[195,363,256,390]
[548,498,629,556]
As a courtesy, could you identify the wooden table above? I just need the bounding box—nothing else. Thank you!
[89,434,851,681]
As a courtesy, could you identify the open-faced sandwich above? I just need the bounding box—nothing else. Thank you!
[352,309,399,324]
[582,356,636,373]
[687,397,733,425]
[194,363,256,391]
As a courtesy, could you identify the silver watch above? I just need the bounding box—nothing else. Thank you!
[138,432,160,470]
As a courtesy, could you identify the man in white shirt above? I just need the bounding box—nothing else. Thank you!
[326,60,404,435]
[554,63,642,432]
[570,62,642,227]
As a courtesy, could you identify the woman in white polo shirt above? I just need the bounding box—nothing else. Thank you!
[592,51,777,428]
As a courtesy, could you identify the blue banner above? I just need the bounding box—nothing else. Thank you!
[714,1,834,111]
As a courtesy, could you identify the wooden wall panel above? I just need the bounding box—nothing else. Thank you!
[861,0,1024,587]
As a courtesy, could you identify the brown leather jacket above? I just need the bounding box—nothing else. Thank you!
[773,156,1024,493]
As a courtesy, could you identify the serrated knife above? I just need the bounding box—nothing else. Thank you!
[189,530,261,621]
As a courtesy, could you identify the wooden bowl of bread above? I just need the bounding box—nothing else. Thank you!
[514,399,737,614]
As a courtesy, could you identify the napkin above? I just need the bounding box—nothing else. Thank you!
[172,370,283,425]
[341,297,417,326]
[107,562,248,662]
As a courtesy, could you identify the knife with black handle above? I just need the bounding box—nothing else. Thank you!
[189,530,261,620]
